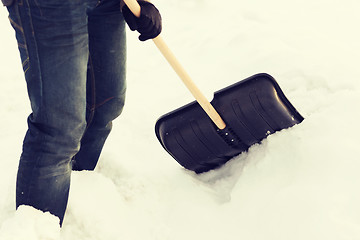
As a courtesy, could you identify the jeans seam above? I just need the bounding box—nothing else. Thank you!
[24,0,45,112]
[9,4,31,74]
[85,53,97,130]
[93,96,115,109]
[32,0,42,16]
[22,0,45,204]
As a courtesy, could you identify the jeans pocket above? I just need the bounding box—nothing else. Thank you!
[7,2,30,75]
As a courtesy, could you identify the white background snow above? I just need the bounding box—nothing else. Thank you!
[1,0,360,239]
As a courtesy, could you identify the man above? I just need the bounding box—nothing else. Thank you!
[3,0,161,225]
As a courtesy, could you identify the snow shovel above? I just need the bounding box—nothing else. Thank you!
[124,0,304,173]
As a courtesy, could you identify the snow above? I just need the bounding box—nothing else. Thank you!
[1,0,360,239]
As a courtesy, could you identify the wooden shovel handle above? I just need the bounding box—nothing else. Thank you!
[123,0,227,130]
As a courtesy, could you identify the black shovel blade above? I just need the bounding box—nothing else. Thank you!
[155,73,304,173]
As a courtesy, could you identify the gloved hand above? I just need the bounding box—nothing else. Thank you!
[122,0,162,41]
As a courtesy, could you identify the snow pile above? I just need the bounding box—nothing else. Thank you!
[0,0,360,239]
[0,206,60,240]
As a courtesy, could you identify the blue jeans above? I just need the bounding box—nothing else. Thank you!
[7,0,126,225]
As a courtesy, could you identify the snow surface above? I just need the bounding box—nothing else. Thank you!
[1,0,360,239]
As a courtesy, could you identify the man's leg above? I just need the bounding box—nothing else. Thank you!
[7,0,96,225]
[72,0,127,171]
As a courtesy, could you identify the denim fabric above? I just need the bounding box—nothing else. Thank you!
[7,0,126,225]
[2,0,14,6]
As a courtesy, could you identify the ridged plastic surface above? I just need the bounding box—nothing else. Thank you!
[155,73,304,173]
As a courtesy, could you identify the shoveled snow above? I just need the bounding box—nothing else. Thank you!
[0,0,359,239]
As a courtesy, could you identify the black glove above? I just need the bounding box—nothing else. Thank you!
[122,1,162,41]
